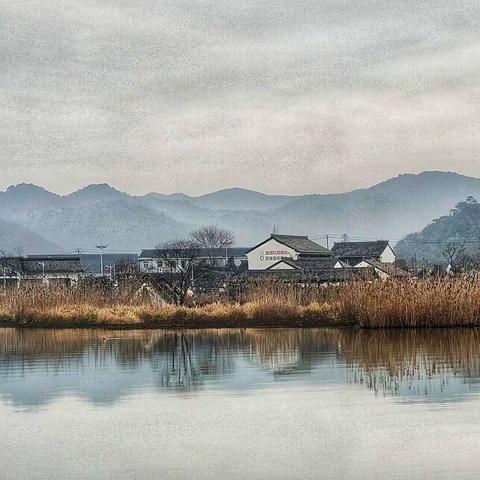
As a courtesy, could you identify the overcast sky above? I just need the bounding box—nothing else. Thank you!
[1,0,480,195]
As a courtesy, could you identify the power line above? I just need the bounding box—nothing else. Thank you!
[311,232,480,246]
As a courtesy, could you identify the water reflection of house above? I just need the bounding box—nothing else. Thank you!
[0,255,84,287]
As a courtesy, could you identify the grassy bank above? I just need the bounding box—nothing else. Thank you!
[1,278,480,328]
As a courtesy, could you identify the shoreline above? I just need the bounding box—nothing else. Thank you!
[1,310,480,330]
[0,298,351,329]
[3,324,480,331]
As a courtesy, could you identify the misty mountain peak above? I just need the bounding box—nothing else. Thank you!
[67,184,129,203]
[4,171,480,253]
[6,183,57,197]
[1,184,61,209]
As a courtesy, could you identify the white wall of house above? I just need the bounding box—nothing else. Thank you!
[139,258,163,273]
[379,245,396,264]
[139,258,186,273]
[14,273,80,288]
[247,239,298,270]
[139,256,228,274]
[333,261,344,269]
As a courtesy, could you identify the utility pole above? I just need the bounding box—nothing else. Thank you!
[96,245,108,276]
[326,234,329,250]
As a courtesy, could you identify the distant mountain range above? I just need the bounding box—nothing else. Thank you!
[2,171,480,254]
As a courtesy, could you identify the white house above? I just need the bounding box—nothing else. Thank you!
[0,255,84,288]
[245,234,332,271]
[354,258,409,280]
[331,240,396,266]
[138,247,248,273]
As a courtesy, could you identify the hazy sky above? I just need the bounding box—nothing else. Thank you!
[1,0,480,195]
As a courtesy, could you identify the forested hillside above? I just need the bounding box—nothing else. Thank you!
[395,197,480,263]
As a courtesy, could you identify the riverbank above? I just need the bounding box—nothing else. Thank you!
[0,302,345,329]
[2,278,480,329]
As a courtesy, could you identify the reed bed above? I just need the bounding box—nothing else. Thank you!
[1,278,480,328]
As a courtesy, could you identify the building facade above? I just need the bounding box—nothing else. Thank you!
[0,255,84,288]
[245,234,332,271]
[331,241,396,266]
[138,248,248,274]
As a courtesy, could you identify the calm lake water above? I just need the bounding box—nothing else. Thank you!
[1,328,480,479]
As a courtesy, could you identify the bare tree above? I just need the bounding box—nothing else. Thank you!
[0,250,26,289]
[155,239,201,305]
[440,242,466,272]
[0,250,24,275]
[190,225,234,267]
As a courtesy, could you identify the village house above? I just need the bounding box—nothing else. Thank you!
[0,255,84,288]
[331,240,396,266]
[353,258,409,280]
[330,240,410,279]
[138,247,249,273]
[245,234,333,271]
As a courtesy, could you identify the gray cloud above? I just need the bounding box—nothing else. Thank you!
[1,0,480,195]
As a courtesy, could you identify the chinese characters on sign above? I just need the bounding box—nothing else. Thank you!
[260,250,291,261]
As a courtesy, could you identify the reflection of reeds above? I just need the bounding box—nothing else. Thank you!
[338,328,480,375]
[2,328,480,395]
[336,328,480,396]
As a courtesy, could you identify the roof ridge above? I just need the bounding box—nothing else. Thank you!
[271,234,308,238]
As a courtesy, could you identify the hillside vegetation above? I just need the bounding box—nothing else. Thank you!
[395,197,480,263]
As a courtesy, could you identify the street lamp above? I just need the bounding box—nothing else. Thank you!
[96,245,108,276]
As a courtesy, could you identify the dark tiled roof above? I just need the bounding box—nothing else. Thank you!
[139,249,158,258]
[3,256,83,274]
[245,234,331,256]
[271,234,331,255]
[139,247,249,259]
[237,268,362,282]
[358,259,409,277]
[80,253,138,274]
[295,257,348,271]
[331,241,391,258]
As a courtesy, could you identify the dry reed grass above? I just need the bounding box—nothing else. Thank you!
[1,278,480,328]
